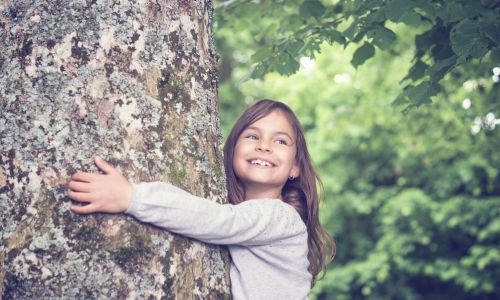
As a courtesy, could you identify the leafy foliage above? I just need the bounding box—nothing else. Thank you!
[216,0,500,110]
[214,18,500,297]
[215,1,500,299]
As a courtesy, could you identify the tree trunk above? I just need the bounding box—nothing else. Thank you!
[0,0,230,298]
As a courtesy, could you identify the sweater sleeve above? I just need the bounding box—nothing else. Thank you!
[125,181,306,246]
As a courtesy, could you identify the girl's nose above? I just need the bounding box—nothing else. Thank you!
[256,140,272,153]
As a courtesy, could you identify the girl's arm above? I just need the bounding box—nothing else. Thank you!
[126,181,305,245]
[68,157,306,246]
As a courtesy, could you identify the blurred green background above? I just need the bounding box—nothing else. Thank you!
[213,1,499,299]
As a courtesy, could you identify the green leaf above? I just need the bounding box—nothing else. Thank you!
[246,63,267,80]
[366,0,384,9]
[427,55,457,80]
[365,8,386,23]
[352,30,367,43]
[438,3,466,23]
[481,23,500,46]
[251,46,274,62]
[403,59,428,82]
[414,1,437,18]
[400,11,422,27]
[283,39,306,56]
[431,44,455,61]
[385,0,413,22]
[343,20,360,40]
[463,1,487,19]
[303,37,323,57]
[490,47,500,62]
[391,93,410,108]
[415,30,433,50]
[324,28,346,44]
[351,42,375,68]
[299,0,326,19]
[367,27,397,50]
[274,52,300,75]
[451,20,490,59]
[294,26,315,40]
[405,81,440,105]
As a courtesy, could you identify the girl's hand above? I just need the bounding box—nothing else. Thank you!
[68,156,133,214]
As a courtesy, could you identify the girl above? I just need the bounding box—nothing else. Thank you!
[68,99,335,299]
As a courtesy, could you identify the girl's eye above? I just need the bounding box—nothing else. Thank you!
[245,134,258,140]
[275,139,288,145]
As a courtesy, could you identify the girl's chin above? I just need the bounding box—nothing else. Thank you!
[241,177,288,187]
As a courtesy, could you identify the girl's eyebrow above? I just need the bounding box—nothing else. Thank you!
[246,126,294,141]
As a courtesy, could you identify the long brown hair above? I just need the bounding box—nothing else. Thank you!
[223,99,335,284]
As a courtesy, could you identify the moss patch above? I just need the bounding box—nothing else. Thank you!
[111,225,154,271]
[169,163,187,187]
[113,246,136,268]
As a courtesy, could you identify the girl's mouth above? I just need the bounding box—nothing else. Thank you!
[249,159,275,167]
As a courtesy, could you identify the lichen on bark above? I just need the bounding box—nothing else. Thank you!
[0,0,230,298]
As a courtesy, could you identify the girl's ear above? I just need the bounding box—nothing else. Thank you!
[290,163,300,179]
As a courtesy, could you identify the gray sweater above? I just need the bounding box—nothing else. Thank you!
[126,182,312,300]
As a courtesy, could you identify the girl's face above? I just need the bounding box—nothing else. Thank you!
[233,109,300,198]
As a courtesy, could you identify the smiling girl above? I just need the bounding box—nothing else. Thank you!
[68,99,335,299]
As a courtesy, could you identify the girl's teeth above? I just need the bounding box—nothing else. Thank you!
[251,159,271,166]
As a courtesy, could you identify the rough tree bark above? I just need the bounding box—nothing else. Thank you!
[0,0,231,298]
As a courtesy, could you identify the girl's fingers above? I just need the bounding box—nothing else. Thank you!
[94,156,116,175]
[71,172,95,183]
[70,203,98,214]
[68,181,91,193]
[68,190,93,203]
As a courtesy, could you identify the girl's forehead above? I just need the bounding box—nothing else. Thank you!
[246,110,296,134]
